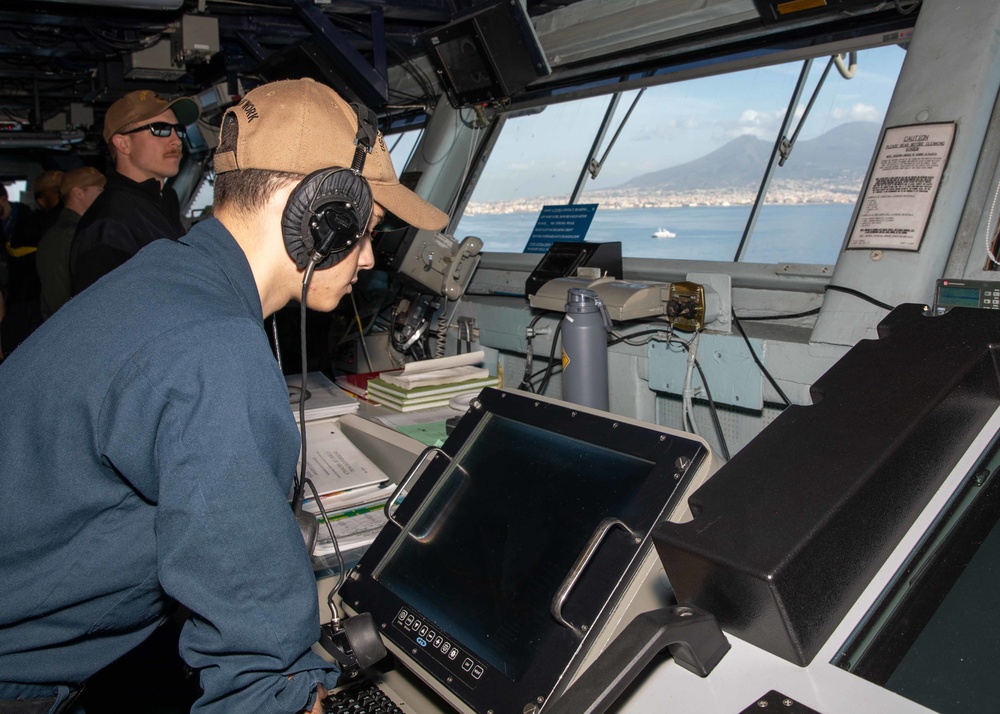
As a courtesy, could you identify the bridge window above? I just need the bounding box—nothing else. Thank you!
[454,44,905,264]
[387,128,422,171]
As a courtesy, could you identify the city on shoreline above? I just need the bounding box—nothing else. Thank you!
[463,179,864,216]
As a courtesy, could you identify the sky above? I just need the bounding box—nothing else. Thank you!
[182,45,906,218]
[466,44,907,203]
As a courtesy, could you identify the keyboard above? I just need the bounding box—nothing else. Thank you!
[323,680,403,714]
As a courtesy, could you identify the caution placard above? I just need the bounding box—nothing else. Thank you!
[847,122,955,251]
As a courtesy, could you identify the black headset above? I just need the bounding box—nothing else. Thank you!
[280,102,379,271]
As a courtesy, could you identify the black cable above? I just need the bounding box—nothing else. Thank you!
[608,326,673,346]
[693,357,732,462]
[291,264,317,513]
[731,311,791,407]
[305,476,346,622]
[537,320,563,396]
[519,319,728,458]
[735,307,821,321]
[291,264,351,606]
[825,284,894,311]
[525,363,563,386]
[519,313,546,391]
[736,286,891,321]
[388,298,405,353]
[464,291,528,298]
[608,325,730,459]
[458,108,479,129]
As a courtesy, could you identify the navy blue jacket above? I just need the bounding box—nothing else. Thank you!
[70,169,186,296]
[0,218,339,712]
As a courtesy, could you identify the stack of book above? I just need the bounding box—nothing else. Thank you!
[365,351,498,412]
[334,369,402,402]
[367,373,498,412]
[312,499,394,557]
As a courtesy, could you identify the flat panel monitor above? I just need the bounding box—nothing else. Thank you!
[422,0,551,108]
[525,241,623,297]
[339,388,709,714]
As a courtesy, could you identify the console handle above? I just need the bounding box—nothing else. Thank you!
[551,517,635,636]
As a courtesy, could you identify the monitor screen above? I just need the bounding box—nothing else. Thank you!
[839,430,1000,711]
[421,0,550,108]
[373,414,655,681]
[340,388,708,714]
[435,35,495,95]
[938,285,981,308]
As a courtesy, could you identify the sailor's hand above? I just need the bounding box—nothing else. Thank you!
[306,684,329,714]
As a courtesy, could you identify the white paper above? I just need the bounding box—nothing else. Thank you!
[286,372,359,422]
[377,364,490,390]
[299,422,388,498]
[374,405,466,429]
[399,351,485,375]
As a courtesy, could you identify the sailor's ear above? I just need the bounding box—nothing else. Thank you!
[109,133,131,156]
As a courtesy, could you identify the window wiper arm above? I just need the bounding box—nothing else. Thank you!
[570,87,646,204]
[734,52,857,261]
[779,52,858,166]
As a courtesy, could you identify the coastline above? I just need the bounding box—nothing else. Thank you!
[463,181,863,216]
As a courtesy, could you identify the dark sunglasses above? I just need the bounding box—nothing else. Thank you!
[121,122,187,139]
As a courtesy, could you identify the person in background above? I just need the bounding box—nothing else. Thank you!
[36,167,106,319]
[70,89,200,294]
[0,283,5,362]
[29,171,63,219]
[9,170,65,251]
[2,170,65,352]
[0,183,15,240]
[0,184,12,361]
[0,251,6,363]
[0,78,449,713]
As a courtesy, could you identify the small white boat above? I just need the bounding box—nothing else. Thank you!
[652,227,677,239]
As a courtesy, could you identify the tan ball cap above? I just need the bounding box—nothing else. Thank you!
[213,78,448,232]
[60,166,106,197]
[103,90,201,142]
[33,170,65,195]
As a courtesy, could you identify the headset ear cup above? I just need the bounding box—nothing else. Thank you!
[281,168,373,270]
[282,177,316,270]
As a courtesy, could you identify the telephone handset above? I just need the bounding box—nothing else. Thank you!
[397,230,483,300]
[442,235,483,300]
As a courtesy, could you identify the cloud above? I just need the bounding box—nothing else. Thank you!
[831,103,881,122]
[714,107,797,141]
[715,101,879,143]
[630,115,701,141]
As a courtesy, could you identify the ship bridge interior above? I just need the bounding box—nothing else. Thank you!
[2,1,989,455]
[5,1,1000,712]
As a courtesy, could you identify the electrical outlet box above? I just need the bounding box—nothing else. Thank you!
[125,39,186,81]
[174,14,219,64]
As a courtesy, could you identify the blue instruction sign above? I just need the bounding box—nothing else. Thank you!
[523,204,599,254]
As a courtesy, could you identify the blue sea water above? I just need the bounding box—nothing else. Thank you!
[454,204,856,265]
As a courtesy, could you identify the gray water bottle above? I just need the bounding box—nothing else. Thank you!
[561,288,613,410]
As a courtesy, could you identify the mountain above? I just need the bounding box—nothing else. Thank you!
[619,121,881,190]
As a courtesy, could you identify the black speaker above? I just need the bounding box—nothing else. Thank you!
[281,167,373,270]
[422,0,550,108]
[280,101,380,270]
